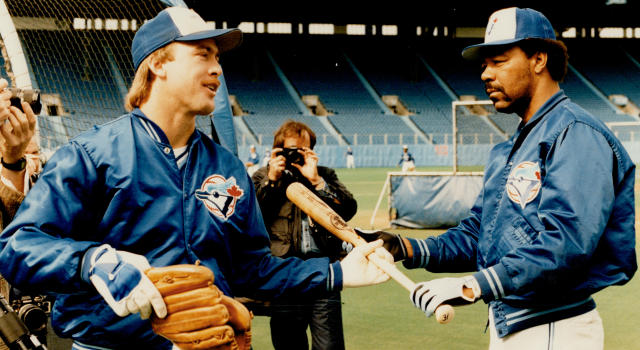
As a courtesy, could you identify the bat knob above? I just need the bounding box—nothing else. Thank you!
[435,304,454,324]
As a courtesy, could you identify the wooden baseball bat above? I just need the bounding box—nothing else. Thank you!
[285,182,454,324]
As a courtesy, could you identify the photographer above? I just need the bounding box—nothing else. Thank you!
[252,120,357,350]
[0,77,45,350]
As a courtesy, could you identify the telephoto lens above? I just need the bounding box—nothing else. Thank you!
[0,295,47,350]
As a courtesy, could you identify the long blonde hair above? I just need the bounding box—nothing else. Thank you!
[125,45,174,111]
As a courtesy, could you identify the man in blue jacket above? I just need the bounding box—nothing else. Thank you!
[0,7,391,350]
[374,7,636,349]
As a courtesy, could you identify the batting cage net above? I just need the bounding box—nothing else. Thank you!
[0,0,221,156]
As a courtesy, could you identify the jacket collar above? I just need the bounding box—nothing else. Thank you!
[507,90,568,160]
[520,90,568,129]
[131,108,200,146]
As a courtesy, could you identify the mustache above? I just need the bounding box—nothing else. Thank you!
[484,83,503,93]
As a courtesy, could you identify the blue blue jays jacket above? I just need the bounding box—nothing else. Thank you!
[0,110,342,349]
[404,91,636,337]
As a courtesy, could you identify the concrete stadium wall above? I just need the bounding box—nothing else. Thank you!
[238,141,640,169]
[238,144,494,169]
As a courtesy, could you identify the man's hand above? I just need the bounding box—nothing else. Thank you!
[355,228,409,261]
[410,276,480,318]
[81,244,167,319]
[291,148,323,187]
[267,147,286,182]
[0,79,12,124]
[340,240,393,288]
[0,79,36,165]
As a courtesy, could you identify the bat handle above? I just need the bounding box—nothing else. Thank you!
[366,252,454,324]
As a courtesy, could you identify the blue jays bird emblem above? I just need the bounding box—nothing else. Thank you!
[196,175,244,220]
[506,161,541,209]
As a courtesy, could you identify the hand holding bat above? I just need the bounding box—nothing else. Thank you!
[285,182,455,324]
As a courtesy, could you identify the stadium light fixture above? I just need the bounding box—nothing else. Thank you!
[309,23,334,35]
[105,19,118,30]
[73,18,86,30]
[600,27,624,38]
[381,25,397,36]
[347,24,366,35]
[267,23,292,34]
[562,27,576,38]
[238,22,255,33]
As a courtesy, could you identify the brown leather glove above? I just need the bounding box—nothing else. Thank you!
[145,264,253,350]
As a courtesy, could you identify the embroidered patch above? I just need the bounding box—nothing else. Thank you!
[506,161,541,209]
[196,175,244,220]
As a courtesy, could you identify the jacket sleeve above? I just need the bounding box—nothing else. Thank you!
[231,172,342,298]
[403,190,482,272]
[0,142,101,294]
[473,123,629,302]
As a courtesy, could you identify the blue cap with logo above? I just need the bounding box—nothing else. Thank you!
[131,6,242,71]
[462,7,555,61]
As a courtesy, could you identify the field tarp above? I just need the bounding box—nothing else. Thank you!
[389,172,483,228]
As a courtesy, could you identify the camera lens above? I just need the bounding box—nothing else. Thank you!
[18,304,48,333]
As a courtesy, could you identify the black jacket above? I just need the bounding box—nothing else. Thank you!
[252,166,357,262]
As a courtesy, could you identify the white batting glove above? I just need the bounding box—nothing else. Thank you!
[81,244,167,319]
[411,276,480,317]
[340,240,393,288]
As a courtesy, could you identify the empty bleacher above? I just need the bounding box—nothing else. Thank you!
[222,42,337,146]
[421,39,517,142]
[9,32,640,154]
[344,40,453,143]
[267,38,415,144]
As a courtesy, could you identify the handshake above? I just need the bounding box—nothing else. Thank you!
[348,228,410,262]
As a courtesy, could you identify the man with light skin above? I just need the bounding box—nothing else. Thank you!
[0,77,38,350]
[372,7,636,350]
[0,7,392,350]
[253,120,358,350]
[0,78,37,193]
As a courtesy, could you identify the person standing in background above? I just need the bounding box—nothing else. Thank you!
[345,146,355,168]
[398,145,415,172]
[252,120,358,350]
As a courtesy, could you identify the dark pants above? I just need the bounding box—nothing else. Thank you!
[269,290,345,350]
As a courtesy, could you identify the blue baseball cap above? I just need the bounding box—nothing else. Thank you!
[462,7,555,61]
[131,7,242,71]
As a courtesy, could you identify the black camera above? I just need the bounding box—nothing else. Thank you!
[277,147,305,167]
[10,294,51,337]
[0,294,48,350]
[8,88,42,115]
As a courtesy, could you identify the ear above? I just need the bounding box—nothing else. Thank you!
[532,52,548,75]
[147,55,166,78]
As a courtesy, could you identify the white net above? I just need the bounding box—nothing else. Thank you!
[0,0,218,154]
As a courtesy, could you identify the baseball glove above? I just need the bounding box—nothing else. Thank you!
[145,264,252,350]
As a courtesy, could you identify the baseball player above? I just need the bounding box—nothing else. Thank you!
[368,7,636,350]
[0,7,392,350]
[398,145,415,172]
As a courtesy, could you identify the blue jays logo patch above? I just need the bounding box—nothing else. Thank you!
[196,175,244,220]
[506,161,541,209]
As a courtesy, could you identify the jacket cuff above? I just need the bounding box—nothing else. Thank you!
[472,264,509,303]
[327,261,343,291]
[80,245,107,283]
[402,237,436,269]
